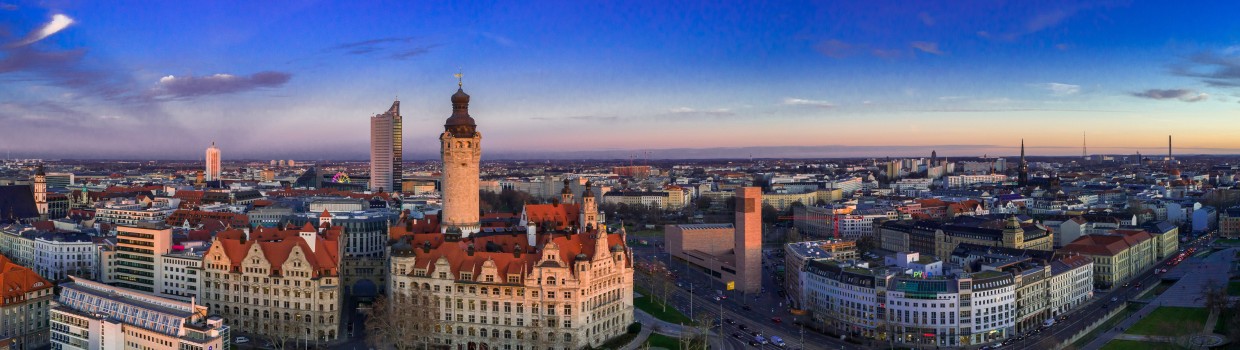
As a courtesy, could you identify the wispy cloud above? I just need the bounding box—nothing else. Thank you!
[1032,82,1081,96]
[1131,89,1208,102]
[0,2,17,11]
[910,41,943,55]
[918,12,935,26]
[152,72,292,98]
[328,37,437,60]
[668,107,733,116]
[1170,50,1240,87]
[782,97,834,108]
[980,5,1091,41]
[6,13,73,48]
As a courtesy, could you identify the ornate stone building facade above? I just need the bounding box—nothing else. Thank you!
[386,85,635,350]
[201,220,344,344]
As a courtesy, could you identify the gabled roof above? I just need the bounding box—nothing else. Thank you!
[212,225,342,277]
[523,203,581,230]
[0,252,53,305]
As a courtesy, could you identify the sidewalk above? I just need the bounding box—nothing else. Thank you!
[619,324,654,350]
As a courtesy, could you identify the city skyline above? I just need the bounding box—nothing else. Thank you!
[4,1,1240,159]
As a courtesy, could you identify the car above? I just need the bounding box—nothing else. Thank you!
[1111,296,1118,302]
[750,331,761,337]
[771,336,786,347]
[725,318,736,325]
[235,337,250,344]
[748,341,762,347]
[1122,282,1130,287]
[742,305,752,311]
[771,317,782,324]
[756,335,769,344]
[714,296,722,301]
[732,333,744,339]
[738,324,749,331]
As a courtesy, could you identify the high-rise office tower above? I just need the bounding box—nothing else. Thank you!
[369,101,402,192]
[440,82,481,236]
[205,142,220,181]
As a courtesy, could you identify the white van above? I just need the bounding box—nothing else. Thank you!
[1043,318,1055,327]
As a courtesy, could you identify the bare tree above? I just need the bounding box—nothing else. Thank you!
[678,314,713,350]
[239,306,304,350]
[1201,280,1231,314]
[366,285,441,350]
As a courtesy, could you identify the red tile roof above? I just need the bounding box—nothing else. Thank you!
[523,203,580,230]
[210,225,342,277]
[0,253,52,306]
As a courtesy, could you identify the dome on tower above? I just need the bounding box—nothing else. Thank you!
[452,88,470,104]
[445,88,476,128]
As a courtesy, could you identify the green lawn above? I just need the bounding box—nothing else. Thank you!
[634,295,695,325]
[1229,281,1240,296]
[1218,309,1233,334]
[644,333,682,350]
[1126,307,1209,336]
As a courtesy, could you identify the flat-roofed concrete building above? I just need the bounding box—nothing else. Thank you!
[665,187,763,293]
[50,277,229,350]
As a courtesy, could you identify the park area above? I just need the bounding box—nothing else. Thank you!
[1125,307,1209,336]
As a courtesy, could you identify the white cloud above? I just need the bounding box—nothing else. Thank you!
[1033,82,1081,96]
[910,41,944,55]
[7,14,74,48]
[781,97,835,108]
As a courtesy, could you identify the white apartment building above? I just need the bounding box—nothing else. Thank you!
[946,174,1009,188]
[50,277,230,350]
[0,227,97,282]
[160,251,204,302]
[94,199,177,227]
[1048,255,1094,316]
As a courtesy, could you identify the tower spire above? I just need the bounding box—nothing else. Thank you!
[455,68,463,88]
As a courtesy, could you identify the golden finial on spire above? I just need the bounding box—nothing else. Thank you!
[454,68,463,88]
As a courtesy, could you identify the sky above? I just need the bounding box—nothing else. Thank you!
[3,0,1240,160]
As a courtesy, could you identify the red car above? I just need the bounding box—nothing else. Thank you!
[771,317,782,324]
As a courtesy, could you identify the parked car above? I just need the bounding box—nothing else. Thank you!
[771,317,782,324]
[235,337,250,344]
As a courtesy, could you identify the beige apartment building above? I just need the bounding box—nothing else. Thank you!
[202,221,345,344]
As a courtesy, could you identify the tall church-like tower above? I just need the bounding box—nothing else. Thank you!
[440,79,481,236]
[1018,139,1028,187]
[33,163,47,220]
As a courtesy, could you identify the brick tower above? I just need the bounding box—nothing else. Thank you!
[440,80,481,237]
[734,187,762,293]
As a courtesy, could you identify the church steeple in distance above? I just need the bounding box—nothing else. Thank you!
[1018,139,1029,187]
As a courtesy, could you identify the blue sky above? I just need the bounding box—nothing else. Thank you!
[3,0,1240,159]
